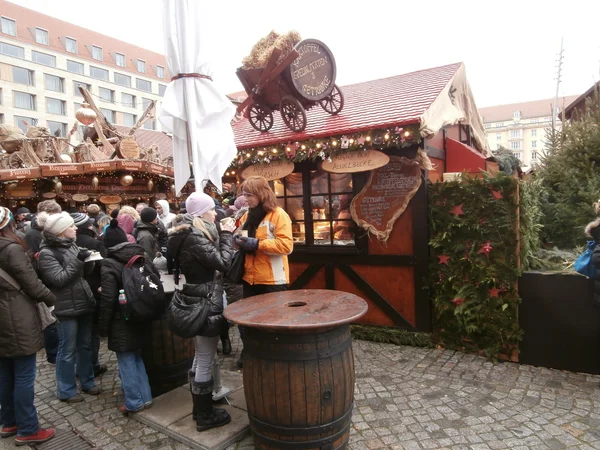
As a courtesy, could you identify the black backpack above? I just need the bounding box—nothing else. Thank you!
[122,255,167,322]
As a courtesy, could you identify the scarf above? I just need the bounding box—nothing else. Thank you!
[201,218,219,242]
[243,205,267,238]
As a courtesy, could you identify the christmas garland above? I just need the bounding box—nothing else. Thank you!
[428,173,523,360]
[230,124,422,169]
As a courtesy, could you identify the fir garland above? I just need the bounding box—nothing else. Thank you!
[428,173,523,360]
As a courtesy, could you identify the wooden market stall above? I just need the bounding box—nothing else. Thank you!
[0,88,175,212]
[231,61,493,332]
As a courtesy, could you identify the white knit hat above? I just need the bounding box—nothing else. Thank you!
[38,211,74,236]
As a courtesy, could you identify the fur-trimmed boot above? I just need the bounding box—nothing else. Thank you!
[191,379,231,431]
[188,370,197,421]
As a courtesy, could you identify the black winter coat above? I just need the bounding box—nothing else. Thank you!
[38,233,95,318]
[98,243,152,352]
[168,217,234,337]
[24,217,43,254]
[0,238,55,358]
[136,222,159,261]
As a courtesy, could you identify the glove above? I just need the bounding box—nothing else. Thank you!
[234,235,259,252]
[77,249,91,262]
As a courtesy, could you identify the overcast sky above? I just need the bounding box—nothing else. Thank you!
[13,0,600,107]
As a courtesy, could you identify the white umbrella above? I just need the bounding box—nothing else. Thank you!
[158,0,237,195]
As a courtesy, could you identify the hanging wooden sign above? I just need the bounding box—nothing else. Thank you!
[118,137,140,159]
[40,163,83,177]
[82,161,117,173]
[115,160,145,172]
[0,167,42,181]
[320,150,389,174]
[98,195,123,205]
[241,159,294,181]
[350,155,422,242]
[72,194,89,202]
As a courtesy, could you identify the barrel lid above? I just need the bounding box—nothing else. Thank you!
[287,39,337,102]
[224,289,368,330]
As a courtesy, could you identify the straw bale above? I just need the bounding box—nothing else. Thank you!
[242,30,302,69]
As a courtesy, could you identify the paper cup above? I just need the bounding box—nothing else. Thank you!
[240,230,248,238]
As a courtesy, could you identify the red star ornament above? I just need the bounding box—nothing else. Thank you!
[437,255,450,265]
[490,189,503,199]
[477,241,493,257]
[450,204,464,216]
[451,298,465,306]
[488,287,502,297]
[357,136,366,145]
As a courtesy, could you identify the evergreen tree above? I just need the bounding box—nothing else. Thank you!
[493,146,521,175]
[538,89,600,248]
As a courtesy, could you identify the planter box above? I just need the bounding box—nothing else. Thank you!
[519,271,600,374]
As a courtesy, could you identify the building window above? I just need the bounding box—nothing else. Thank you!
[31,50,56,67]
[46,98,66,115]
[122,113,137,126]
[0,41,24,58]
[114,72,131,87]
[137,59,145,73]
[44,74,64,92]
[100,108,115,122]
[115,53,125,67]
[35,28,49,45]
[98,87,114,103]
[496,144,502,150]
[0,114,3,124]
[136,78,152,92]
[484,123,491,129]
[156,65,165,78]
[91,45,103,61]
[513,110,521,120]
[65,37,77,53]
[12,66,34,86]
[122,93,136,108]
[510,141,521,150]
[512,152,522,160]
[532,152,538,160]
[510,130,521,139]
[531,140,537,148]
[67,60,84,74]
[89,66,109,80]
[274,169,356,247]
[159,84,167,96]
[47,121,67,137]
[141,97,152,109]
[1,17,16,36]
[531,129,537,137]
[530,118,539,124]
[496,133,501,140]
[73,81,91,96]
[144,119,155,130]
[14,115,36,133]
[495,122,504,128]
[13,91,35,110]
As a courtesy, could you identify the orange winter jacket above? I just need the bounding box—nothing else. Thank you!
[239,207,293,285]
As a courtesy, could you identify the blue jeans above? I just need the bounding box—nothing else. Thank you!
[0,354,39,436]
[56,315,96,399]
[91,321,100,370]
[116,351,152,411]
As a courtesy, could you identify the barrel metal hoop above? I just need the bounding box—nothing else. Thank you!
[244,324,349,345]
[253,419,350,449]
[250,406,353,437]
[245,336,352,361]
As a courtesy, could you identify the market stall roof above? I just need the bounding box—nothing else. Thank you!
[113,125,173,160]
[232,62,488,153]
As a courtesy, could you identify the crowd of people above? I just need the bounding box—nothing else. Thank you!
[0,175,294,444]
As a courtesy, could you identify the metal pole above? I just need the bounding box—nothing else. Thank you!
[552,37,564,130]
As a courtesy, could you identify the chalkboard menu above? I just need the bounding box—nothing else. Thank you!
[350,155,422,242]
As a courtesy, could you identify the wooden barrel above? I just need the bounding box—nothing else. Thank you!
[141,311,194,398]
[242,324,355,450]
[286,39,337,102]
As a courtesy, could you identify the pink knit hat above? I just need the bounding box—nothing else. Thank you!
[186,192,215,217]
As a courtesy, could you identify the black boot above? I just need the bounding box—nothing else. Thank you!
[188,370,197,421]
[192,379,231,432]
[220,322,232,355]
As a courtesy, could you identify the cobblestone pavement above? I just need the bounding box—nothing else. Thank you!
[6,329,600,449]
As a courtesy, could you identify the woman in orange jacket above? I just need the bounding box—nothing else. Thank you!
[234,176,293,367]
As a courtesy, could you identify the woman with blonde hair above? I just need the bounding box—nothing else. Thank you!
[234,176,293,368]
[118,206,140,223]
[167,192,235,431]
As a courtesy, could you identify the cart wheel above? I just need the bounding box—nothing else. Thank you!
[280,96,307,132]
[319,85,344,115]
[8,152,25,169]
[248,103,274,132]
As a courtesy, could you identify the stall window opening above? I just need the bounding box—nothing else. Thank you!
[273,168,356,247]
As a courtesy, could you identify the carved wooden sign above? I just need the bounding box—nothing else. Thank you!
[241,160,295,181]
[350,155,422,242]
[82,161,117,173]
[320,150,389,174]
[115,160,145,172]
[289,39,336,101]
[98,195,123,205]
[0,167,42,181]
[40,163,83,176]
[146,163,168,176]
[118,137,140,159]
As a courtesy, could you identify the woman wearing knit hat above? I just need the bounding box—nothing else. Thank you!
[36,212,100,403]
[167,191,236,432]
[98,219,154,414]
[0,207,57,446]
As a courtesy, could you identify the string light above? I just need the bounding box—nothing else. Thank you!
[384,133,390,140]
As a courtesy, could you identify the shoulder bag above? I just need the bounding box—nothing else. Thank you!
[225,250,245,284]
[0,266,57,330]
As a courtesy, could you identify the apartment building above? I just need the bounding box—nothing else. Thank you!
[0,0,168,137]
[479,96,577,167]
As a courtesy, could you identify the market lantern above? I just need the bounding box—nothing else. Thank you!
[54,180,62,194]
[147,179,154,192]
[91,176,99,190]
[75,103,97,126]
[120,175,134,187]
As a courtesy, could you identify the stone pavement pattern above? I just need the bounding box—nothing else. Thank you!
[3,330,600,449]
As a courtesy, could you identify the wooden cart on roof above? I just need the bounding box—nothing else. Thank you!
[236,39,344,133]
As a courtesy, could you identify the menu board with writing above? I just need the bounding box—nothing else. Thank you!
[350,155,422,242]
